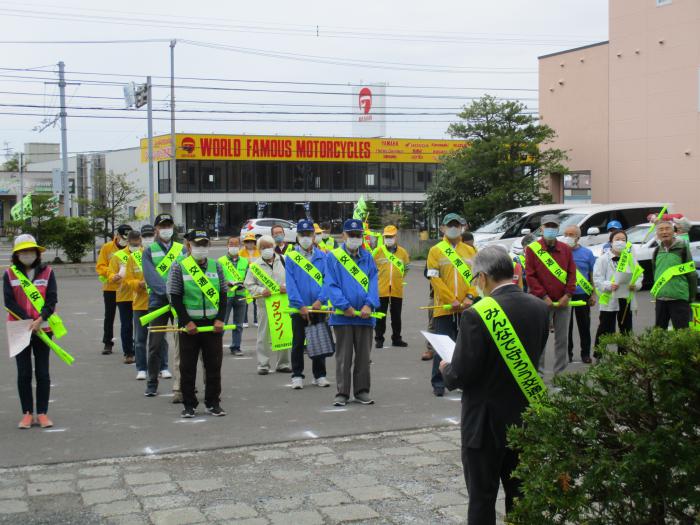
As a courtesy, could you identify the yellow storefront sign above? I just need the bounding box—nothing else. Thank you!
[140,134,467,164]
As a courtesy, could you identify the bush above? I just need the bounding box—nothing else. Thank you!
[508,329,700,525]
[59,217,93,263]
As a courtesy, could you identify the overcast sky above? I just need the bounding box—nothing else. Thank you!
[0,0,608,158]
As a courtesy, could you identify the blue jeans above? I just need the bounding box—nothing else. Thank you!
[224,295,247,350]
[432,314,461,390]
[117,301,134,356]
[244,301,258,324]
[134,310,168,372]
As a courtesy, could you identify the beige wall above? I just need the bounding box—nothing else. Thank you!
[539,0,700,217]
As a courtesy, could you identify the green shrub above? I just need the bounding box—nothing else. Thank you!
[508,328,700,525]
[59,217,93,263]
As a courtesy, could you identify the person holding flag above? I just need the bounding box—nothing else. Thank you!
[373,225,410,349]
[325,219,380,406]
[107,227,137,364]
[3,234,59,429]
[167,230,227,418]
[244,235,292,375]
[426,213,477,397]
[95,224,132,355]
[286,219,331,389]
[219,235,249,356]
[142,213,187,400]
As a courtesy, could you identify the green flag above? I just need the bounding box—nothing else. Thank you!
[10,194,32,220]
[353,195,367,220]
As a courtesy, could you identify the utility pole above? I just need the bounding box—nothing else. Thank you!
[58,61,70,217]
[146,76,155,225]
[169,39,178,225]
[18,152,24,217]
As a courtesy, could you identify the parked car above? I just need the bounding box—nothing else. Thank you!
[473,203,586,250]
[240,218,297,243]
[589,221,700,289]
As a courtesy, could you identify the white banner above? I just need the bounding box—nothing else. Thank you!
[351,83,386,138]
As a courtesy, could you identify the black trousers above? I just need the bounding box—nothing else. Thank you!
[178,331,223,410]
[102,290,117,346]
[567,293,591,359]
[594,299,633,355]
[375,296,403,343]
[290,313,327,379]
[16,335,51,414]
[655,300,690,330]
[116,301,134,356]
[463,438,521,525]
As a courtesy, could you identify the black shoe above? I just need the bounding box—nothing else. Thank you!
[230,348,243,356]
[257,368,269,375]
[568,354,573,363]
[582,356,593,364]
[144,386,157,397]
[433,388,445,397]
[375,338,384,349]
[181,407,195,418]
[392,340,408,347]
[206,405,226,417]
[101,345,113,355]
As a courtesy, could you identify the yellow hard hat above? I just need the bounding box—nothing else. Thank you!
[383,225,398,236]
[12,234,45,253]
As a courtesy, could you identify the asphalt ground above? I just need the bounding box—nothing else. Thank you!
[0,244,657,469]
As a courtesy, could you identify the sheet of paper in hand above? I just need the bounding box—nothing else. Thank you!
[421,331,455,363]
[7,320,33,358]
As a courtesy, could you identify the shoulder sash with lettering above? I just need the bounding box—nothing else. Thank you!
[376,245,405,276]
[599,243,633,305]
[131,250,143,270]
[180,256,219,310]
[650,260,696,297]
[249,263,281,294]
[528,241,568,285]
[472,296,547,405]
[287,250,324,287]
[155,242,184,278]
[10,265,67,338]
[114,249,129,265]
[331,248,369,292]
[436,240,473,285]
[219,256,244,283]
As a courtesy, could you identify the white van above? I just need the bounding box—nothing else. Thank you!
[473,203,585,248]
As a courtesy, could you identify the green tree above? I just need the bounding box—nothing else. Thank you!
[508,329,700,525]
[365,199,382,230]
[2,153,21,172]
[59,217,93,263]
[426,95,566,228]
[5,195,61,247]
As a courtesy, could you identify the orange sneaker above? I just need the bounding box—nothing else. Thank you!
[37,414,53,428]
[18,413,33,429]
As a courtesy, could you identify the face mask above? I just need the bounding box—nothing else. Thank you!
[612,240,627,253]
[128,245,140,253]
[384,237,396,247]
[543,228,559,240]
[445,227,461,240]
[321,233,330,240]
[159,228,174,241]
[563,236,576,248]
[228,247,240,257]
[298,237,313,250]
[261,248,275,260]
[273,234,285,244]
[142,236,154,246]
[244,244,255,251]
[115,237,126,247]
[190,247,209,261]
[18,253,36,267]
[346,237,363,251]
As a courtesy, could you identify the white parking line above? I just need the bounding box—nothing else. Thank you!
[303,430,319,439]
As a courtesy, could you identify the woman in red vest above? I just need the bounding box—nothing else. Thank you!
[3,234,58,429]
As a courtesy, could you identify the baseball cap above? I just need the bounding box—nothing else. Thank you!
[383,225,398,236]
[297,219,315,233]
[154,213,174,226]
[343,219,364,232]
[607,220,622,231]
[540,214,561,226]
[442,213,466,226]
[243,232,256,242]
[313,223,323,234]
[140,225,155,236]
[13,234,45,253]
[185,229,209,243]
[116,224,132,236]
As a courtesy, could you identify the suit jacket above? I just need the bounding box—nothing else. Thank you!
[443,284,549,449]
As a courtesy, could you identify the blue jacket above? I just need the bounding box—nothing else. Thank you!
[285,247,327,309]
[142,239,187,309]
[571,245,597,295]
[325,244,380,327]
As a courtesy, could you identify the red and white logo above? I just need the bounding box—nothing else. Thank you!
[358,87,372,114]
[181,136,196,155]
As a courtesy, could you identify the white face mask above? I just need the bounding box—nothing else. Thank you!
[346,237,363,251]
[563,236,577,248]
[298,237,313,250]
[384,237,396,247]
[142,236,154,246]
[190,247,209,261]
[244,243,255,252]
[321,233,330,240]
[128,244,140,253]
[115,237,126,247]
[18,253,37,267]
[261,248,275,260]
[612,240,627,253]
[228,246,240,257]
[445,226,462,240]
[159,228,174,241]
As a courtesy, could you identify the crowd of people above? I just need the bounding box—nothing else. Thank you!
[4,207,696,524]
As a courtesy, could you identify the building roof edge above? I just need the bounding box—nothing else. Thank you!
[538,40,609,60]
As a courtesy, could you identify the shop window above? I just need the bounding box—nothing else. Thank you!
[177,160,199,192]
[200,161,226,192]
[357,163,378,190]
[380,163,401,191]
[157,161,170,193]
[228,162,241,192]
[241,162,254,191]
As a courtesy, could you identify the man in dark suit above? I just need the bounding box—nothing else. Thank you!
[440,246,549,524]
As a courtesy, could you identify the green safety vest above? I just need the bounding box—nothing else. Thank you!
[217,255,250,298]
[436,240,473,285]
[472,296,547,405]
[10,265,67,338]
[151,241,185,280]
[331,247,369,291]
[181,256,220,320]
[286,249,324,287]
[650,261,696,297]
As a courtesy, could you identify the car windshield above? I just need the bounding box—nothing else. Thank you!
[626,225,651,244]
[476,212,524,234]
[557,213,586,234]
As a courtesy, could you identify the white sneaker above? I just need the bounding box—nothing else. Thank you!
[159,369,172,379]
[243,322,249,328]
[136,370,147,380]
[254,322,259,327]
[313,377,331,388]
[291,377,303,390]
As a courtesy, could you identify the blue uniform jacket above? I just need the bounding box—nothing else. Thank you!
[285,247,328,310]
[325,244,380,327]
